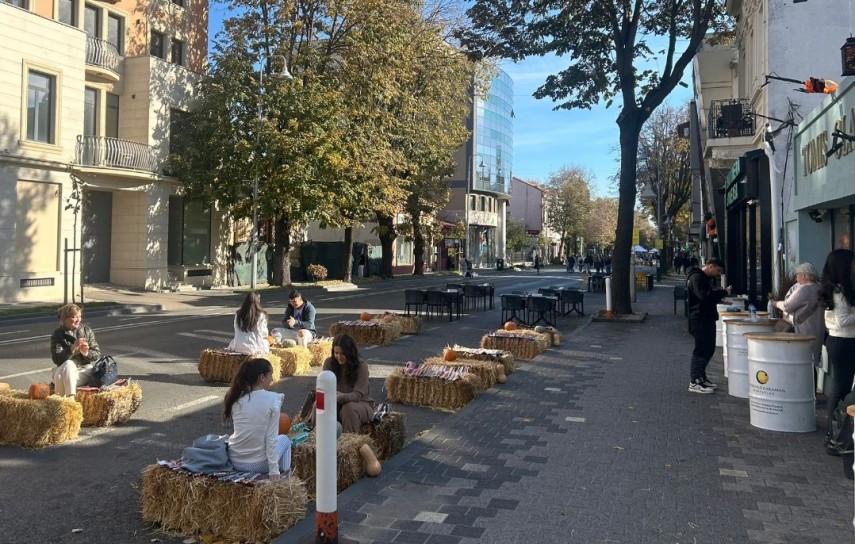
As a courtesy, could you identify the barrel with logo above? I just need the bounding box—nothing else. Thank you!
[746,332,815,432]
[720,311,769,377]
[723,318,778,398]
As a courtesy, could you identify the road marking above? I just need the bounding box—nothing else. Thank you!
[0,367,52,379]
[75,427,115,443]
[0,329,29,336]
[176,331,232,342]
[565,416,586,423]
[127,433,187,451]
[168,394,220,412]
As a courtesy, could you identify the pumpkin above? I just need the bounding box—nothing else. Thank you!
[281,339,297,348]
[495,364,507,384]
[359,443,381,477]
[503,321,517,331]
[0,382,9,392]
[28,383,50,400]
[534,325,546,334]
[279,413,292,435]
[359,312,372,321]
[266,335,275,345]
[383,315,393,324]
[443,349,457,362]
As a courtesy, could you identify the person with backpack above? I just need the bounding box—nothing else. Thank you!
[686,258,731,394]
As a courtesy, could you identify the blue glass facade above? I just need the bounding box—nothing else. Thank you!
[473,70,513,196]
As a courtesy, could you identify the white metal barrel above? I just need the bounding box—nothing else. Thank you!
[724,318,778,398]
[715,304,731,347]
[746,332,816,432]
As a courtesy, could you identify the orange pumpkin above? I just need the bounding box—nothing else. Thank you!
[28,383,50,400]
[266,335,275,345]
[279,413,292,435]
[503,321,517,331]
[444,349,457,362]
[359,312,372,321]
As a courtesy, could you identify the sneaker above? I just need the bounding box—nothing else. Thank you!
[688,381,714,394]
[701,377,719,389]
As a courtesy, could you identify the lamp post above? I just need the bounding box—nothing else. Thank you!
[251,55,292,290]
[639,181,662,279]
[464,154,486,267]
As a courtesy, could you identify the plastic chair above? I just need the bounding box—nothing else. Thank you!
[560,290,585,316]
[463,284,487,311]
[425,290,453,321]
[527,295,557,327]
[500,294,526,325]
[404,289,427,316]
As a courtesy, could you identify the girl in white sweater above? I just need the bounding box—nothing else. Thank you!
[228,291,270,355]
[223,358,291,478]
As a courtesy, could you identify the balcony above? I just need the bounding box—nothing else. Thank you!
[74,136,158,173]
[85,35,123,79]
[708,98,755,139]
[473,180,511,197]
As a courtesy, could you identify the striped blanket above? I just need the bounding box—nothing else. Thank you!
[156,459,270,485]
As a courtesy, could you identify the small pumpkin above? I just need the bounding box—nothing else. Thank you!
[444,349,457,362]
[383,315,393,324]
[533,325,546,334]
[0,382,9,393]
[359,443,381,477]
[266,335,275,345]
[495,363,507,384]
[359,312,372,321]
[279,413,292,435]
[281,339,297,348]
[28,383,50,400]
[503,321,517,331]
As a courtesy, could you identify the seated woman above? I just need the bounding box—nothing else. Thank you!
[50,303,102,396]
[224,358,291,479]
[228,291,270,355]
[323,333,375,433]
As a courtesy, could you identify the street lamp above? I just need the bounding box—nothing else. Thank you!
[639,181,663,277]
[464,154,486,267]
[251,55,292,290]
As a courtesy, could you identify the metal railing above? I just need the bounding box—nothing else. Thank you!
[85,35,123,74]
[707,98,755,139]
[74,135,159,173]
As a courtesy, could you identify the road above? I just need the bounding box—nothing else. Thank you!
[0,270,589,544]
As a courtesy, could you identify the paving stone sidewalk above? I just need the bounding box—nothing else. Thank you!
[277,280,854,544]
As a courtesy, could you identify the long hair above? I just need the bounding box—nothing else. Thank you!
[330,333,362,388]
[821,249,855,309]
[223,357,273,422]
[235,291,266,333]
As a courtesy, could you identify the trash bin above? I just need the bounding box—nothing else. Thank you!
[496,258,504,271]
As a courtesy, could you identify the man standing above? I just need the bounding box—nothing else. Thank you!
[686,258,731,393]
[281,290,317,347]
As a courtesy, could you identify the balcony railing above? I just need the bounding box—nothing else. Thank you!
[708,98,755,139]
[85,35,123,74]
[75,135,159,173]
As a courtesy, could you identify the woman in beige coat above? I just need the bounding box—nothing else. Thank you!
[322,333,375,433]
[775,262,825,367]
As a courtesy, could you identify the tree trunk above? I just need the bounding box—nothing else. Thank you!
[612,115,644,315]
[273,213,292,286]
[376,212,396,279]
[342,226,354,282]
[412,209,425,275]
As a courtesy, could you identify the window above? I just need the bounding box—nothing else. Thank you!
[58,0,75,25]
[171,39,184,66]
[833,206,852,250]
[27,71,56,144]
[83,87,98,137]
[169,109,188,155]
[105,93,119,138]
[150,31,165,58]
[107,13,123,53]
[3,0,29,8]
[84,4,100,37]
[469,195,476,211]
[168,196,211,265]
[395,237,413,266]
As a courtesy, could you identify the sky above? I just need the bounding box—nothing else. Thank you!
[208,4,694,199]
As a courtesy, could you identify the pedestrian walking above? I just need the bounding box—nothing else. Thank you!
[566,255,576,274]
[534,255,541,275]
[686,257,731,393]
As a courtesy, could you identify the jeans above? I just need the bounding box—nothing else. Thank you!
[689,318,716,382]
[825,335,855,435]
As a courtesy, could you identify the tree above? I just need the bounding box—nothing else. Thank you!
[506,217,528,254]
[457,0,729,313]
[543,167,593,258]
[584,197,619,252]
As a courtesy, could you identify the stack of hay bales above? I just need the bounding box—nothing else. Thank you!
[75,382,143,427]
[307,337,334,367]
[374,313,422,335]
[422,357,498,389]
[384,366,486,411]
[480,329,549,361]
[329,321,400,345]
[371,315,403,337]
[270,346,312,376]
[0,390,83,447]
[358,411,406,461]
[291,433,376,495]
[450,346,515,375]
[197,350,282,383]
[140,465,307,542]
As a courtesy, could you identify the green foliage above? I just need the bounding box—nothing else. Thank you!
[306,263,328,281]
[544,167,593,244]
[506,217,528,252]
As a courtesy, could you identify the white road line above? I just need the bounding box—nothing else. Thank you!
[168,394,220,412]
[0,329,29,336]
[0,367,53,379]
[176,331,232,342]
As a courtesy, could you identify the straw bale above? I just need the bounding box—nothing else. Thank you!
[384,368,486,412]
[307,337,334,366]
[197,350,282,384]
[450,346,515,374]
[423,357,497,389]
[291,433,375,496]
[480,333,543,361]
[373,313,422,335]
[329,321,399,345]
[140,464,307,543]
[0,390,82,448]
[76,383,142,427]
[270,347,312,376]
[358,411,406,461]
[372,315,404,337]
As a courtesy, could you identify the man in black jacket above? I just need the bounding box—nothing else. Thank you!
[686,258,731,393]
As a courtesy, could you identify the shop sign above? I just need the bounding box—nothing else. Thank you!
[725,157,747,209]
[801,108,855,177]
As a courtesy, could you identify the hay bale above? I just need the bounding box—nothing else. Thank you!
[307,337,334,367]
[373,313,422,335]
[358,411,406,461]
[371,315,404,337]
[270,346,312,376]
[384,368,486,412]
[450,346,515,374]
[198,350,281,384]
[480,332,543,361]
[140,464,307,542]
[291,433,375,496]
[76,383,143,427]
[423,357,498,389]
[0,390,83,448]
[329,321,399,345]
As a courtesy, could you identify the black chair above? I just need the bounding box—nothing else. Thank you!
[463,284,487,311]
[481,282,496,309]
[426,290,454,321]
[446,283,466,291]
[673,285,688,315]
[527,295,557,327]
[500,294,526,325]
[560,289,585,316]
[404,289,427,316]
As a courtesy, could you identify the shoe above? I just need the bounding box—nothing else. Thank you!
[701,377,719,389]
[688,381,714,394]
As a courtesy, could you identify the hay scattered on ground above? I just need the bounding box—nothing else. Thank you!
[0,390,82,448]
[197,350,282,384]
[291,433,375,496]
[480,332,543,361]
[76,383,143,427]
[329,321,400,345]
[423,357,498,389]
[307,337,334,367]
[450,346,515,374]
[384,368,486,411]
[359,411,406,461]
[270,346,312,376]
[140,464,307,543]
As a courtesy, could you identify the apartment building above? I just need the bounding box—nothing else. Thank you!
[0,0,217,302]
[508,176,561,262]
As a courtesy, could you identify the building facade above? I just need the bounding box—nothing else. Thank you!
[0,0,215,302]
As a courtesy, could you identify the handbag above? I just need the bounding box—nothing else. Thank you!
[92,355,119,387]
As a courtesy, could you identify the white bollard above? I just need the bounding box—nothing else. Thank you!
[315,370,338,543]
[605,277,613,318]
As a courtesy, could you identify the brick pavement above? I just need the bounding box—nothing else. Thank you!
[276,277,854,544]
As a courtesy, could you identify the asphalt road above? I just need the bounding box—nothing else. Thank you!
[0,269,589,544]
